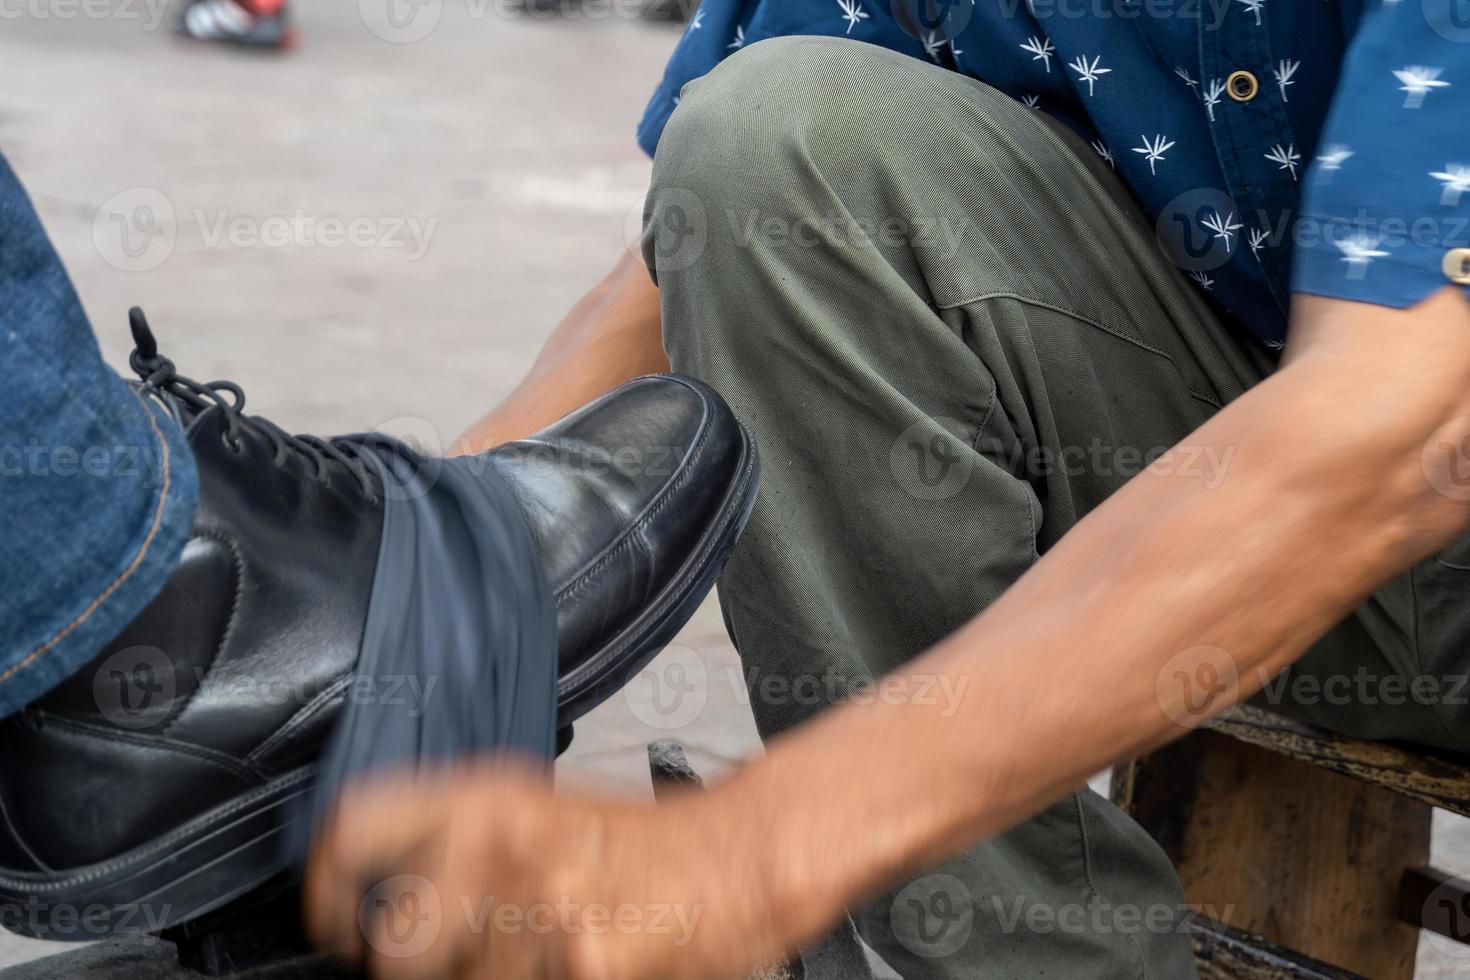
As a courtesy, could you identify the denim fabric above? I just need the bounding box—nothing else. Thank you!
[0,153,197,718]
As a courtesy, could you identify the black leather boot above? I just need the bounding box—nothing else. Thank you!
[0,309,757,941]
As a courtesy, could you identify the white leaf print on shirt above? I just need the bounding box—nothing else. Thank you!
[1394,66,1451,108]
[1190,270,1216,290]
[1203,210,1244,252]
[1023,94,1041,109]
[1431,165,1470,206]
[1274,59,1299,101]
[1236,0,1265,26]
[1203,79,1225,122]
[1265,143,1301,180]
[1021,35,1055,73]
[1175,66,1200,91]
[1133,134,1175,175]
[837,0,868,34]
[921,29,945,61]
[1068,55,1112,97]
[1336,234,1389,280]
[689,8,703,29]
[728,24,745,49]
[1316,144,1354,175]
[1248,228,1269,258]
[1092,140,1115,168]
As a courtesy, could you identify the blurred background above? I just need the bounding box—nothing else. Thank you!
[3,2,1470,975]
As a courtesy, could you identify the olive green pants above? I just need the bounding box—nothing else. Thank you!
[645,36,1470,979]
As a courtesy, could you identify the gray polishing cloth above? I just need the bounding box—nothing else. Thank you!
[288,440,559,862]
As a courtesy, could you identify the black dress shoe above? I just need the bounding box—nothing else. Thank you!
[0,309,757,941]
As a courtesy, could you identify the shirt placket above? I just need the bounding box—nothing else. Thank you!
[1198,9,1297,321]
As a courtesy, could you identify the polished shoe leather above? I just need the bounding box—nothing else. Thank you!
[0,310,757,938]
[495,374,755,719]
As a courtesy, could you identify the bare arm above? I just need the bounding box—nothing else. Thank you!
[454,247,666,454]
[733,288,1470,948]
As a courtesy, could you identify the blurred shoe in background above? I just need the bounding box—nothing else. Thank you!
[176,0,297,50]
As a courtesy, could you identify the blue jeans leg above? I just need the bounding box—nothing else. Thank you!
[0,153,197,718]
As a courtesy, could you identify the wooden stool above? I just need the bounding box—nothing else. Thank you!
[1113,704,1470,978]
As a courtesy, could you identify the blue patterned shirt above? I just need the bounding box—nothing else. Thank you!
[637,1,1470,349]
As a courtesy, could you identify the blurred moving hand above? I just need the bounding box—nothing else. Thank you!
[305,762,809,980]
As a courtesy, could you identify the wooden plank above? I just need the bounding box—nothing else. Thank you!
[1209,705,1470,818]
[1190,918,1364,980]
[1115,731,1430,979]
[1400,866,1470,946]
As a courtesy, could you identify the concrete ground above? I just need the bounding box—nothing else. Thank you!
[1,2,1468,976]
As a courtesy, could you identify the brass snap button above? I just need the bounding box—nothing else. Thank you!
[1444,248,1470,285]
[1227,70,1259,102]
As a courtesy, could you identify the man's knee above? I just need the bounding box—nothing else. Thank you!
[653,36,951,202]
[648,38,917,359]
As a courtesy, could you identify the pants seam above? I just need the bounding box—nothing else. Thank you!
[0,388,174,690]
[941,291,1223,410]
[161,528,245,737]
[1072,791,1150,980]
[1409,562,1464,748]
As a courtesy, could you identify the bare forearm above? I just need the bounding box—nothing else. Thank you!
[455,248,665,454]
[726,290,1470,950]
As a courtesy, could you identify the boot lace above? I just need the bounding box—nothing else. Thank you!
[127,307,380,502]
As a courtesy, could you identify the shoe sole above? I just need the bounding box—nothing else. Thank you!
[0,419,759,941]
[0,769,313,940]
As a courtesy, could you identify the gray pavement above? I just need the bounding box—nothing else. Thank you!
[2,3,1469,976]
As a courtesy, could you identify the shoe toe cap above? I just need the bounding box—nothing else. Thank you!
[488,374,755,675]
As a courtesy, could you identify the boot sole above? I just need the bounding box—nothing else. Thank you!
[0,421,759,941]
[0,769,313,940]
